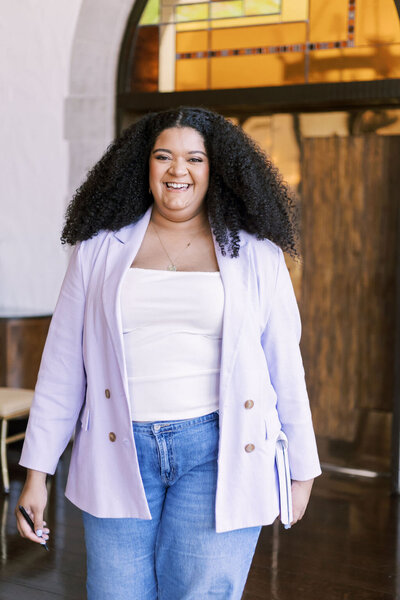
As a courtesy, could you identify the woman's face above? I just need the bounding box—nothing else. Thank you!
[149,127,210,222]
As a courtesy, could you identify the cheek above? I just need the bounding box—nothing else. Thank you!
[149,160,163,184]
[202,168,210,189]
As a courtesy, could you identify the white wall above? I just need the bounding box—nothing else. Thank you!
[1,0,82,312]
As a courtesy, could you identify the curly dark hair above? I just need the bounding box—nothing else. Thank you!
[61,106,300,259]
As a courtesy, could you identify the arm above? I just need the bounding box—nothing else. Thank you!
[261,247,321,523]
[16,242,87,543]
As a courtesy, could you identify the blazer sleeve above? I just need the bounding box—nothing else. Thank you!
[261,247,322,481]
[19,242,87,475]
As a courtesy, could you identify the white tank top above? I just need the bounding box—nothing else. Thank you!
[120,267,225,421]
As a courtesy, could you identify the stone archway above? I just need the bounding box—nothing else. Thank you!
[64,0,137,199]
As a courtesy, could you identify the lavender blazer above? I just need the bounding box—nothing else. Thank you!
[20,204,321,533]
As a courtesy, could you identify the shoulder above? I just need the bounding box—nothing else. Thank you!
[70,230,112,283]
[238,231,283,297]
[75,229,110,259]
[240,230,282,267]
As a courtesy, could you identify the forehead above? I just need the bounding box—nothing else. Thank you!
[152,127,206,152]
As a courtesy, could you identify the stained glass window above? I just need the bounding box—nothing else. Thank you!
[129,0,400,92]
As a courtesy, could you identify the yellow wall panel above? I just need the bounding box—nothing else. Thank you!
[355,0,400,46]
[176,58,208,90]
[209,15,281,28]
[210,52,305,88]
[245,0,281,17]
[309,0,349,43]
[309,45,400,83]
[281,0,308,22]
[209,0,309,29]
[211,22,307,50]
[176,30,208,52]
[176,22,208,31]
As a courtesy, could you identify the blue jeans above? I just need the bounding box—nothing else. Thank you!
[82,411,262,599]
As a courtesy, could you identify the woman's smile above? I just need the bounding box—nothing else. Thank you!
[163,182,192,191]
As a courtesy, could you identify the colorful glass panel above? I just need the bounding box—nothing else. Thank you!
[139,0,160,25]
[309,45,400,83]
[130,0,400,92]
[309,0,349,43]
[176,3,208,22]
[210,1,243,19]
[176,30,208,52]
[244,0,281,16]
[176,21,209,31]
[176,58,208,90]
[355,0,400,45]
[210,52,305,88]
[211,22,307,51]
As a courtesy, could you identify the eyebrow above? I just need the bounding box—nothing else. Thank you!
[152,148,208,157]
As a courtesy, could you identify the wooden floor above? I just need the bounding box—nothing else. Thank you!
[1,445,399,599]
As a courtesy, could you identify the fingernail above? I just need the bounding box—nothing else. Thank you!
[36,529,43,537]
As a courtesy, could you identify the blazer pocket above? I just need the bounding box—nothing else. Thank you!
[79,403,90,431]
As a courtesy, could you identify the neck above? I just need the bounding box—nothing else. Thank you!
[150,204,209,235]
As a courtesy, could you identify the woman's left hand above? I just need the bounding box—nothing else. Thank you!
[290,478,314,526]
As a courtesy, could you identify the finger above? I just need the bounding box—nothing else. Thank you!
[16,513,47,544]
[33,512,45,539]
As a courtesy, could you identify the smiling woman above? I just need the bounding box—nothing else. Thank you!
[16,106,321,600]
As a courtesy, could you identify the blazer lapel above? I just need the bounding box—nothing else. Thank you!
[213,232,250,409]
[102,206,153,394]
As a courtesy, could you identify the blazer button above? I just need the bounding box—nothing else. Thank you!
[105,389,111,399]
[109,432,116,442]
[244,399,254,409]
[245,443,255,453]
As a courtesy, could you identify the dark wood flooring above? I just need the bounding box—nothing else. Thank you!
[1,445,399,599]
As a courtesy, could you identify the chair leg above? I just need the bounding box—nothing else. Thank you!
[0,419,9,494]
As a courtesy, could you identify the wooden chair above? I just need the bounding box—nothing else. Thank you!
[0,388,33,493]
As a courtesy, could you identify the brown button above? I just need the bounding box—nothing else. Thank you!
[244,399,254,409]
[105,389,111,399]
[245,443,255,453]
[109,432,116,442]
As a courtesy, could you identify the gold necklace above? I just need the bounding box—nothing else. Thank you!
[151,221,207,271]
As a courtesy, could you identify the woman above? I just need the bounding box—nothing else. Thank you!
[16,107,321,599]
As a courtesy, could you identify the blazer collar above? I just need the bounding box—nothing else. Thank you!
[112,204,247,248]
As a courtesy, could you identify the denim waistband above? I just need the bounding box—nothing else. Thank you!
[132,410,219,434]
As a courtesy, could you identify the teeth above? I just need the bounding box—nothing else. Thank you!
[166,183,189,189]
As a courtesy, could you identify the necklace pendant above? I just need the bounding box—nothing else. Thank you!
[167,264,177,271]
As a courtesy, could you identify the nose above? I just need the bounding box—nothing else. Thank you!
[168,158,188,177]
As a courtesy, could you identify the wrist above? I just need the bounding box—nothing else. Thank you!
[292,478,314,489]
[26,469,47,485]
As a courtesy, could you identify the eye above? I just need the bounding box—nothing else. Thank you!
[154,154,170,161]
[189,157,203,163]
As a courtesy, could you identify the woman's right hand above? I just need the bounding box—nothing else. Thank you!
[15,469,50,546]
